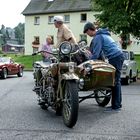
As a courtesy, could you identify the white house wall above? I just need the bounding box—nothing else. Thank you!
[24,11,96,55]
[24,12,140,55]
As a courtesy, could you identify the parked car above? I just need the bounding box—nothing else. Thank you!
[121,50,138,85]
[0,57,24,79]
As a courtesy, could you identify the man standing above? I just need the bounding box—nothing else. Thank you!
[53,15,77,47]
[83,22,124,111]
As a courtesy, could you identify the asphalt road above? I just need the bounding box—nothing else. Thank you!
[0,72,140,140]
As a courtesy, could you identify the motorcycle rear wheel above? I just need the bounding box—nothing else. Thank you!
[95,90,111,107]
[62,81,79,128]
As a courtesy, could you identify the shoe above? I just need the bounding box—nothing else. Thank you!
[106,106,112,109]
[104,106,121,112]
[112,108,121,111]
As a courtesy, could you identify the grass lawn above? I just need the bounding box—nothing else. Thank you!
[135,55,140,69]
[134,55,140,78]
[13,55,34,70]
[1,53,140,72]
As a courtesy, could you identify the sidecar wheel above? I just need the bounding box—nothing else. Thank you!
[62,81,79,128]
[95,90,111,107]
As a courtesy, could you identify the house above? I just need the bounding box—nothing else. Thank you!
[22,0,140,55]
[0,27,25,54]
[2,43,24,54]
[22,0,99,54]
[2,39,24,54]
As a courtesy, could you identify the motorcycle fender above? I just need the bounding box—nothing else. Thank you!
[62,73,79,80]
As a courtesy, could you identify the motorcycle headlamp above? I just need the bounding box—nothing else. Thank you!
[84,63,92,72]
[59,41,72,55]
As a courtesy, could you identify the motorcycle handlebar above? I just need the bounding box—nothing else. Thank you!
[32,50,58,56]
[32,52,38,56]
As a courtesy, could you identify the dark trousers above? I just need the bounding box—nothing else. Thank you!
[109,53,124,109]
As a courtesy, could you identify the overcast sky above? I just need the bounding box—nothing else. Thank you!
[0,0,31,28]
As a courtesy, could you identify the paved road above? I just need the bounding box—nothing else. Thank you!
[0,72,140,140]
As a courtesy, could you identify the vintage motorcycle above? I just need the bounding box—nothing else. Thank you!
[32,41,116,128]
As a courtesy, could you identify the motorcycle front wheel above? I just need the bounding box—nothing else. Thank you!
[95,89,111,107]
[62,80,79,128]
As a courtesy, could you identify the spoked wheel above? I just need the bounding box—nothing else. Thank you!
[95,89,111,107]
[1,68,7,79]
[62,81,79,128]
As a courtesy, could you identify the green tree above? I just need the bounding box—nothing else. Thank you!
[91,0,140,49]
[0,25,8,45]
[14,23,25,44]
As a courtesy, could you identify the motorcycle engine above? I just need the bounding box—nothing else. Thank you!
[40,68,56,105]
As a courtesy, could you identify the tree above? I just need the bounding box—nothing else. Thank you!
[14,23,25,44]
[91,0,140,49]
[0,25,8,45]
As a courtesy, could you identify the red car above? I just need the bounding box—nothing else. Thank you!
[0,57,24,79]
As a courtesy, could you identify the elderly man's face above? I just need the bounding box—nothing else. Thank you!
[54,21,61,28]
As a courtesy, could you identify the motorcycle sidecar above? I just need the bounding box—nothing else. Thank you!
[76,60,116,91]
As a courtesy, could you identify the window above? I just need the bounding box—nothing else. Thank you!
[123,51,129,60]
[48,16,54,23]
[64,15,70,23]
[32,36,40,45]
[81,13,87,22]
[80,34,87,42]
[34,17,40,25]
[32,36,40,53]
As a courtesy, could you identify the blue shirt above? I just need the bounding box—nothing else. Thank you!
[90,28,122,60]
